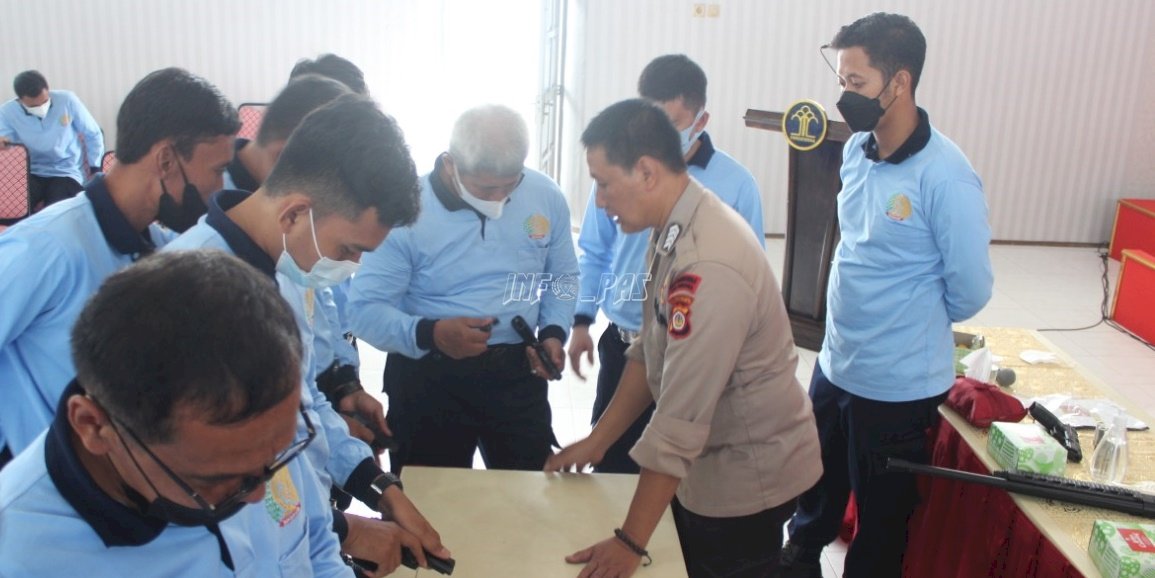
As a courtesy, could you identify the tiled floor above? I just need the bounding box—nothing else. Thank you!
[356,240,1154,578]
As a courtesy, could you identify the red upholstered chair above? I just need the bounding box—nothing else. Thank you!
[237,103,268,141]
[101,150,117,174]
[0,144,30,225]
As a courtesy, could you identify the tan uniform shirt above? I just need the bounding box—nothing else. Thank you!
[626,177,822,518]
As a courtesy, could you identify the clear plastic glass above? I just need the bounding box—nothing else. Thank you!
[1089,413,1129,484]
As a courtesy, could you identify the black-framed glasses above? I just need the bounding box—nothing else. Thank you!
[111,404,315,515]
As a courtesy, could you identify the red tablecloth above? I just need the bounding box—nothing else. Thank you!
[900,418,1086,578]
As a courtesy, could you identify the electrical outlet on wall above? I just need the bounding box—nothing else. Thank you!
[707,3,720,17]
[692,4,705,17]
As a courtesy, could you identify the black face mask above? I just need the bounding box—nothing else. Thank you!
[836,78,893,133]
[121,482,245,527]
[156,163,207,233]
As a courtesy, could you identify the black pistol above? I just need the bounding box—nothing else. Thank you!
[351,549,455,576]
[1029,402,1083,463]
[343,412,397,453]
[511,315,562,380]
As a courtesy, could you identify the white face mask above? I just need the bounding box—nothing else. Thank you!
[677,109,706,156]
[452,166,506,220]
[24,99,51,119]
[275,209,360,289]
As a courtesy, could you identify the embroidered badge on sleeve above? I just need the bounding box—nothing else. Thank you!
[667,273,701,339]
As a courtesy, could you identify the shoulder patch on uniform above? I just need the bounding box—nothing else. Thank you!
[668,273,701,298]
[667,273,700,339]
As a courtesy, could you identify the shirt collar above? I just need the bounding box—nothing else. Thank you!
[87,175,156,259]
[226,139,260,193]
[45,380,169,547]
[686,131,716,169]
[205,189,276,278]
[862,107,931,164]
[654,178,705,257]
[430,154,477,214]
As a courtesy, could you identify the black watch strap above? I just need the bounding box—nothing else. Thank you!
[371,472,403,496]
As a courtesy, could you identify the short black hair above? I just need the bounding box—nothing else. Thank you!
[637,54,707,112]
[257,74,351,146]
[72,250,302,443]
[114,68,241,164]
[290,54,368,95]
[830,12,926,92]
[265,94,420,228]
[13,70,48,99]
[581,98,686,174]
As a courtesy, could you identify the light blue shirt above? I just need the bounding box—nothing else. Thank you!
[164,190,373,491]
[0,405,347,578]
[0,178,171,455]
[574,132,764,331]
[314,284,359,372]
[818,116,993,402]
[0,90,103,183]
[348,161,579,359]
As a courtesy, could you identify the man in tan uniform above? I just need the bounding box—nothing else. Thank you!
[546,98,821,578]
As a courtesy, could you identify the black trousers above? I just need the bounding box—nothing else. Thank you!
[673,497,797,578]
[383,346,556,474]
[786,361,947,578]
[28,174,83,210]
[0,444,11,471]
[590,323,655,474]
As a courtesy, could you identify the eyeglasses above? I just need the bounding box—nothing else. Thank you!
[111,404,315,515]
[819,44,843,83]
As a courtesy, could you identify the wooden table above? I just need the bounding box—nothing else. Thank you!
[400,467,687,577]
[903,327,1155,577]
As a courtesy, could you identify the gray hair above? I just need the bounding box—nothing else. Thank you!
[448,104,528,177]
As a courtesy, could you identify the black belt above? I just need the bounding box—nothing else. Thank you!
[609,323,640,345]
[419,343,532,380]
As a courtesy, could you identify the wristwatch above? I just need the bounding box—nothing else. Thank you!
[370,472,403,497]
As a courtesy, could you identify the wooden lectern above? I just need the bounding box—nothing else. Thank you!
[745,109,851,350]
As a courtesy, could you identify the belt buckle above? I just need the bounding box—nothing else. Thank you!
[617,327,639,344]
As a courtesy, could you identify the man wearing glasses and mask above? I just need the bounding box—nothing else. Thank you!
[0,68,238,472]
[0,250,349,577]
[348,104,578,474]
[776,13,993,578]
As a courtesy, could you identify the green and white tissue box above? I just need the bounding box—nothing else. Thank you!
[987,421,1067,476]
[1089,520,1155,578]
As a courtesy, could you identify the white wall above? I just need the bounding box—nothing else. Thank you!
[562,0,1155,243]
[0,0,542,175]
[5,0,1152,243]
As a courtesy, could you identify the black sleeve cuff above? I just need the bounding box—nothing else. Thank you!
[331,507,349,543]
[538,324,567,344]
[416,318,438,351]
[573,314,595,327]
[344,458,386,509]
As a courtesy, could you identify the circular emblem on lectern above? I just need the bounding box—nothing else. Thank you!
[782,99,828,152]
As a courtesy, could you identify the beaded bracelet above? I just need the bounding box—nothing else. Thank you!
[613,528,653,566]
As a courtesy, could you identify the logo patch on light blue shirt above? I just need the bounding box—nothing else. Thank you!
[886,193,912,221]
[524,214,550,239]
[264,468,302,527]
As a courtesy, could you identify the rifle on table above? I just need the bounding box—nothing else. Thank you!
[887,458,1155,519]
